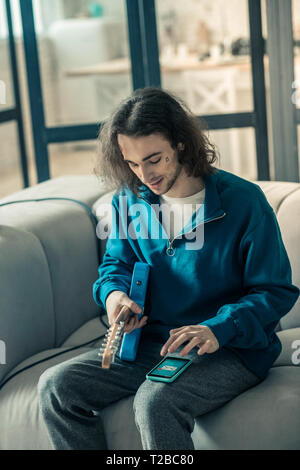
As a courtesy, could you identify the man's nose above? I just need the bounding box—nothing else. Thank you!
[139,165,153,183]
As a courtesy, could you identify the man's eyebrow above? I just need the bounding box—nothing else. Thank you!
[123,152,162,163]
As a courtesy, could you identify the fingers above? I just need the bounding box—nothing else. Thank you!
[160,325,219,357]
[115,302,141,322]
[178,337,201,357]
[115,305,131,323]
[107,293,142,325]
[160,329,199,356]
[123,315,148,334]
[112,295,146,334]
[197,340,212,355]
[108,291,142,315]
[126,299,142,314]
[165,332,196,355]
[160,339,173,356]
[123,313,138,332]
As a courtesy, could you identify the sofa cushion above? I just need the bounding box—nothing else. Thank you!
[102,366,300,450]
[0,175,109,208]
[62,316,107,347]
[192,366,300,450]
[0,226,54,384]
[0,346,94,450]
[255,181,300,213]
[1,314,300,450]
[0,177,108,347]
[277,189,300,330]
[0,315,107,449]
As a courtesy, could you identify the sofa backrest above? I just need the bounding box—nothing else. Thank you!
[255,181,300,329]
[0,176,108,381]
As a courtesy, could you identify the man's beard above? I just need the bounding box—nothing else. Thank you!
[162,159,183,195]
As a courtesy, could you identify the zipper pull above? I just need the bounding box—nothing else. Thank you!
[166,240,175,256]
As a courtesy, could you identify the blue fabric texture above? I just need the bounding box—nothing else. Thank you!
[93,168,299,379]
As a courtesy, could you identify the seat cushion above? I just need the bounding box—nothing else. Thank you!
[103,366,300,450]
[0,346,94,450]
[1,316,299,450]
[0,316,106,450]
[192,366,300,450]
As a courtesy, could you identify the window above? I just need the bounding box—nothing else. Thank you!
[0,0,43,37]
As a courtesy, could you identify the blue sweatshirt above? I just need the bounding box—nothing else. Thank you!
[93,168,299,379]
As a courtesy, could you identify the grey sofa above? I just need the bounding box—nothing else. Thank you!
[0,174,300,450]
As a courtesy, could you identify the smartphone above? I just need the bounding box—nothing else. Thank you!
[146,355,193,383]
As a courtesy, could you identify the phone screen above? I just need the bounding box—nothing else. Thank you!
[149,357,191,379]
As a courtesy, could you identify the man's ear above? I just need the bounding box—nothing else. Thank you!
[177,143,185,151]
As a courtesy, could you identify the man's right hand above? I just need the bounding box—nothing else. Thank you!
[105,290,148,334]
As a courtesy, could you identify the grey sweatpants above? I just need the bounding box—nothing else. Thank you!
[37,335,261,450]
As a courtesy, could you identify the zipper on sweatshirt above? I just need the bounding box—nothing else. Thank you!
[139,195,226,257]
[165,212,226,256]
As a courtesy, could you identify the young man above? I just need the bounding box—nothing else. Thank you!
[38,87,299,450]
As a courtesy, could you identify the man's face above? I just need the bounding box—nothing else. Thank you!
[117,133,183,195]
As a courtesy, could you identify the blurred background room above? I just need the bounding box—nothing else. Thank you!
[1,0,300,198]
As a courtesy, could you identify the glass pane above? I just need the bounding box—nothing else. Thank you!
[208,127,257,181]
[155,0,253,115]
[0,0,14,108]
[0,121,23,198]
[33,0,131,126]
[293,0,300,108]
[48,140,98,179]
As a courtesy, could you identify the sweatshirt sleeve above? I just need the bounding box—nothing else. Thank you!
[92,195,139,310]
[200,209,300,349]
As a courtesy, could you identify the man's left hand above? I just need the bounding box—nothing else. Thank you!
[160,325,219,357]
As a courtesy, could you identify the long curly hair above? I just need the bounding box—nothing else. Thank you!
[94,87,219,196]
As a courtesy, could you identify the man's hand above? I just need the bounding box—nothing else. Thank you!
[160,325,219,357]
[105,290,148,334]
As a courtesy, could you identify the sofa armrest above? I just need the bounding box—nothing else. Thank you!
[0,226,54,384]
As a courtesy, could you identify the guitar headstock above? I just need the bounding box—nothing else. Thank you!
[98,305,130,369]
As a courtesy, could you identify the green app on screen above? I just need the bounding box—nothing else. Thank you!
[146,356,192,383]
